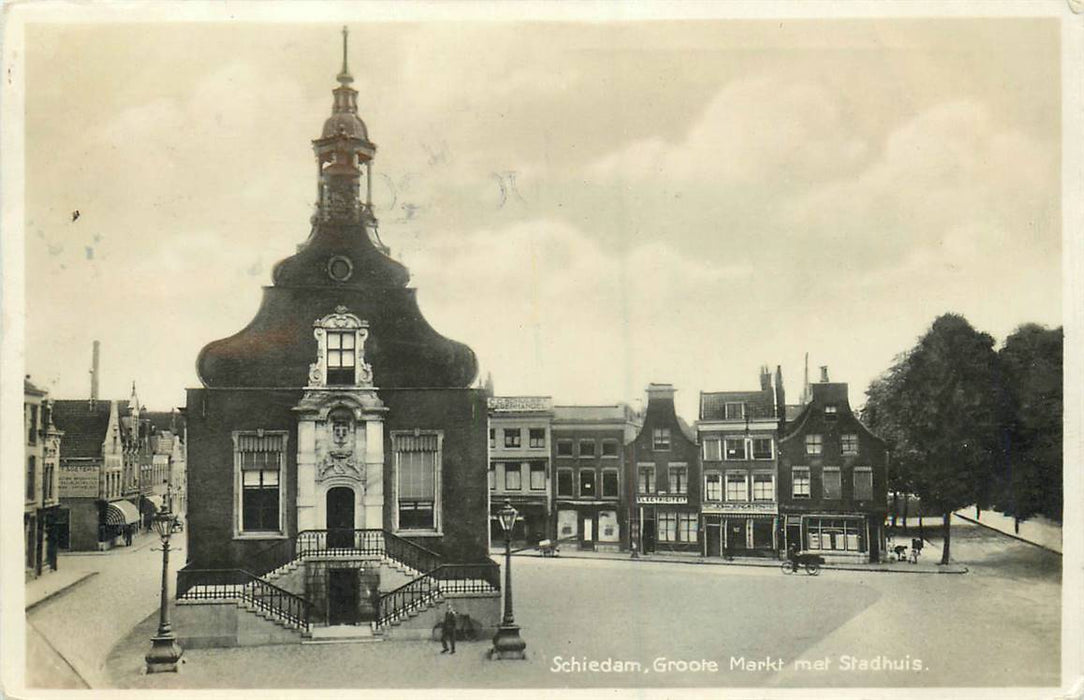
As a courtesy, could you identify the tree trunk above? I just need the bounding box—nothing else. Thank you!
[902,496,909,530]
[1014,516,1020,534]
[940,511,951,565]
[975,504,981,519]
[891,492,899,529]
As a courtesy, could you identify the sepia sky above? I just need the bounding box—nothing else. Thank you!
[22,14,1062,420]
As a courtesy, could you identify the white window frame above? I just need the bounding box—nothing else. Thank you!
[751,436,774,460]
[792,466,811,499]
[556,467,574,497]
[505,463,522,490]
[503,429,521,448]
[556,439,573,456]
[724,402,745,421]
[638,465,656,494]
[652,428,671,451]
[841,433,859,456]
[579,439,596,458]
[724,438,747,461]
[725,471,749,502]
[805,434,823,455]
[702,438,722,461]
[529,462,547,491]
[678,513,698,542]
[309,307,372,388]
[528,428,546,449]
[601,439,620,458]
[752,471,775,502]
[391,430,443,535]
[579,468,597,497]
[232,430,289,540]
[704,471,722,501]
[668,465,688,494]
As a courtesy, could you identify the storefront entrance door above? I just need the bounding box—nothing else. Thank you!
[642,518,656,554]
[581,516,594,551]
[727,519,748,552]
[328,569,360,625]
[706,521,722,557]
[326,487,355,549]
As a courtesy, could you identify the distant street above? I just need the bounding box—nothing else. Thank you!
[96,520,1059,689]
[26,529,186,689]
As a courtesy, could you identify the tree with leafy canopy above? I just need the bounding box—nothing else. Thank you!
[996,324,1062,528]
[864,314,1003,564]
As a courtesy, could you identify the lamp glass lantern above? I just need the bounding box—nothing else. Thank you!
[497,501,518,534]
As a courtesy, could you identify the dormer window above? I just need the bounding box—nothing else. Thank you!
[724,402,745,421]
[825,404,838,420]
[310,306,373,388]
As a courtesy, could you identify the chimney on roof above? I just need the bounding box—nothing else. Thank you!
[760,365,771,391]
[801,352,810,405]
[90,340,100,407]
[820,366,829,383]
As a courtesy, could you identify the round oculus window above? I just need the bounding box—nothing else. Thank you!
[327,255,354,282]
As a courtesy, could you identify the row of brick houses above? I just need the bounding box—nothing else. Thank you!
[488,367,888,563]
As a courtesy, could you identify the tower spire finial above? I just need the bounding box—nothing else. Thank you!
[338,25,353,85]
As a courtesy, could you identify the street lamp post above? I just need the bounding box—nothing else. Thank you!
[490,500,526,660]
[145,507,183,673]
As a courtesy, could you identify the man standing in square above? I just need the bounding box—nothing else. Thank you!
[441,602,457,654]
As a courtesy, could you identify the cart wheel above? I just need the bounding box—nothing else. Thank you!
[780,561,794,575]
[805,562,821,576]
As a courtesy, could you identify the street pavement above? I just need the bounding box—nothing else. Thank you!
[23,528,185,690]
[96,519,1060,690]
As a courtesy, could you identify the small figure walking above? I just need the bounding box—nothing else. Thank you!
[124,525,133,546]
[441,602,457,654]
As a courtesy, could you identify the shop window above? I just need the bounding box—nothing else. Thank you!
[853,467,873,500]
[601,439,619,457]
[652,428,671,450]
[822,467,841,500]
[236,431,286,534]
[704,472,722,501]
[579,470,596,497]
[556,469,574,497]
[752,437,773,460]
[658,511,678,542]
[601,469,619,498]
[725,438,746,460]
[505,465,522,490]
[504,429,521,448]
[678,513,698,542]
[556,439,573,456]
[726,473,748,501]
[638,466,656,494]
[529,462,546,490]
[394,431,441,532]
[807,517,865,552]
[841,433,859,456]
[668,466,688,494]
[703,438,722,461]
[579,439,595,458]
[529,428,546,449]
[805,434,823,455]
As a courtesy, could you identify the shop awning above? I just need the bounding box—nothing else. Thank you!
[140,495,164,514]
[105,500,141,526]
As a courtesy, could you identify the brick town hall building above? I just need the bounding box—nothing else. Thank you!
[176,31,499,646]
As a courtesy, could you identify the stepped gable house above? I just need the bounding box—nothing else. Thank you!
[183,31,492,630]
[777,368,887,563]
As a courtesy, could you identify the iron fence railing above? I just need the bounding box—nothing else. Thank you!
[294,529,443,574]
[431,562,502,594]
[176,567,311,631]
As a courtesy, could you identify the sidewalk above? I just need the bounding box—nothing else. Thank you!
[952,509,1062,554]
[62,527,160,557]
[26,568,99,611]
[491,544,968,574]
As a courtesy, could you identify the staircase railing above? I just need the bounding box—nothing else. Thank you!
[294,529,443,574]
[375,561,501,628]
[176,567,312,632]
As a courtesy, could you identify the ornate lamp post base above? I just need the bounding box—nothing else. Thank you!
[490,623,527,660]
[145,634,183,673]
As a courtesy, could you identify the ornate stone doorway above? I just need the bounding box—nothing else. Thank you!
[326,487,355,549]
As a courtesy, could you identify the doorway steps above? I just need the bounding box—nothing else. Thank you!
[303,623,384,644]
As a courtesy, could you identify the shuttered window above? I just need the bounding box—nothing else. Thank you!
[395,433,439,531]
[237,432,285,533]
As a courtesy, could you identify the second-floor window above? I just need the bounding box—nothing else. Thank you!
[853,467,873,500]
[580,469,596,497]
[805,434,823,455]
[529,462,546,490]
[792,467,810,498]
[488,463,495,491]
[556,468,573,497]
[529,428,546,448]
[725,438,746,460]
[752,473,775,501]
[325,330,356,386]
[823,467,841,499]
[505,465,522,490]
[601,439,619,457]
[26,456,36,501]
[841,434,859,455]
[703,438,722,461]
[27,404,38,445]
[602,469,619,497]
[652,428,671,450]
[668,466,688,494]
[504,429,521,448]
[489,429,495,449]
[638,467,656,494]
[556,439,573,456]
[43,463,54,501]
[726,473,748,501]
[705,472,722,501]
[237,432,286,533]
[579,440,595,458]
